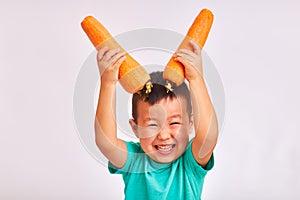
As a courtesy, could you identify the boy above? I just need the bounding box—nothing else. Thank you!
[94,40,218,199]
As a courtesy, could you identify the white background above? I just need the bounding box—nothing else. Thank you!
[1,0,299,199]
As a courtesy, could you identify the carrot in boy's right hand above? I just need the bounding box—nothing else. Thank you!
[163,8,214,86]
[81,16,150,94]
[97,46,127,85]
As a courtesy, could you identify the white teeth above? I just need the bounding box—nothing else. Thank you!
[157,145,174,151]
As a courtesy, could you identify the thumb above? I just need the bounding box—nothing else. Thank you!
[189,40,201,55]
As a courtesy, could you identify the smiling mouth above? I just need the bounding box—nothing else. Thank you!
[154,144,176,152]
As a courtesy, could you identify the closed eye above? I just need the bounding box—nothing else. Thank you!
[170,122,181,125]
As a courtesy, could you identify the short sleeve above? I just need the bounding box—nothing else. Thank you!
[184,139,214,178]
[108,141,143,174]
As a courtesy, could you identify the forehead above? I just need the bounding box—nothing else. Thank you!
[136,97,188,122]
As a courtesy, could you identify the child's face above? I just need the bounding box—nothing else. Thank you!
[130,96,193,163]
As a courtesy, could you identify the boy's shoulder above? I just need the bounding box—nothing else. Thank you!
[125,141,143,153]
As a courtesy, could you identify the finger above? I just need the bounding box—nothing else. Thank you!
[114,55,127,68]
[175,56,201,74]
[102,48,120,61]
[189,40,201,55]
[174,55,192,68]
[107,51,126,68]
[175,48,197,59]
[107,55,126,74]
[97,46,109,61]
[174,51,195,63]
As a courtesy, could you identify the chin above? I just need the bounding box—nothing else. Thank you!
[151,149,181,164]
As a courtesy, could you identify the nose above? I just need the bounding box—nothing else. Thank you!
[157,125,171,140]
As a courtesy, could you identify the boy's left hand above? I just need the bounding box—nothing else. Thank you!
[173,40,203,82]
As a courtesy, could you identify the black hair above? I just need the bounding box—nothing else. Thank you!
[132,71,192,123]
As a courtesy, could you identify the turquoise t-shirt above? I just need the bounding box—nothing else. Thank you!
[108,139,214,200]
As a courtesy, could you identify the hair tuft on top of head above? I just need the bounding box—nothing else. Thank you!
[132,71,192,122]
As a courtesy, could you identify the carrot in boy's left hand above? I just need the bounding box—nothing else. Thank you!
[163,8,214,86]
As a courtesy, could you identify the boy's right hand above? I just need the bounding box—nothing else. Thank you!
[97,46,126,84]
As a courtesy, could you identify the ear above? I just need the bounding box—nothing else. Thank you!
[188,114,194,134]
[129,119,139,138]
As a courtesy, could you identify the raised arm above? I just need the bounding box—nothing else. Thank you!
[94,46,127,168]
[174,40,218,167]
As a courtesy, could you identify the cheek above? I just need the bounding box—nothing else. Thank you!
[173,126,190,140]
[139,137,156,151]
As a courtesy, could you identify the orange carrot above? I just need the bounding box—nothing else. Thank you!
[81,16,150,93]
[163,8,214,86]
